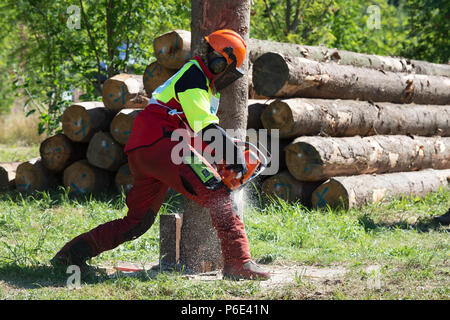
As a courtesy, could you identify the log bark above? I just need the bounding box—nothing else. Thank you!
[0,162,20,191]
[252,52,450,105]
[286,135,450,182]
[39,134,87,173]
[182,0,250,274]
[311,169,450,209]
[248,38,450,77]
[143,61,178,96]
[154,30,192,70]
[15,158,58,193]
[114,163,134,193]
[102,74,147,112]
[110,109,142,145]
[262,98,450,139]
[262,170,322,206]
[86,132,127,172]
[63,160,112,195]
[62,102,114,143]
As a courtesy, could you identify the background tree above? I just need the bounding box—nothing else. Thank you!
[1,0,190,134]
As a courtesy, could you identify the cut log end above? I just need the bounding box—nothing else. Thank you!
[62,102,113,143]
[311,179,349,210]
[262,171,322,206]
[40,134,74,172]
[102,74,145,112]
[63,160,112,195]
[143,61,178,96]
[87,132,126,171]
[253,52,289,97]
[115,163,134,193]
[110,109,141,145]
[261,99,294,135]
[15,159,57,193]
[153,30,191,70]
[285,142,323,181]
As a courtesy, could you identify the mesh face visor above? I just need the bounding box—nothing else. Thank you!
[213,47,244,92]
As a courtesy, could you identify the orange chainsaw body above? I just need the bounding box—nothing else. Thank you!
[216,145,262,191]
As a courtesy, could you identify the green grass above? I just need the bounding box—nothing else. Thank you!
[0,186,448,300]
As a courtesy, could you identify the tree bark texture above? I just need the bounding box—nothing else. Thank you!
[86,132,127,172]
[63,160,113,195]
[311,169,450,209]
[154,30,192,70]
[102,74,147,112]
[62,102,114,143]
[253,53,450,105]
[110,109,142,145]
[262,98,450,139]
[262,170,323,206]
[182,0,250,273]
[286,135,450,182]
[248,38,450,77]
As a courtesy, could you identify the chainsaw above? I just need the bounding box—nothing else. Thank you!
[184,139,269,192]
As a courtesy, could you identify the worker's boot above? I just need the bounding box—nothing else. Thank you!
[223,260,271,281]
[434,208,450,226]
[50,238,94,274]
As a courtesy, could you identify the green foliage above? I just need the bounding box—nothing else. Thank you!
[1,0,190,135]
[401,0,449,63]
[250,0,409,56]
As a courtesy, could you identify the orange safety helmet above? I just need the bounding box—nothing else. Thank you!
[205,29,247,68]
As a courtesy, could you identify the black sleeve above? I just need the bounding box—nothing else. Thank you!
[199,123,246,166]
[174,64,208,95]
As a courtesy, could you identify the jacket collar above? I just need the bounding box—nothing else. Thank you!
[193,56,215,86]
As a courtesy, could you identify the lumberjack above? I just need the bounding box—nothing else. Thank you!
[51,29,271,281]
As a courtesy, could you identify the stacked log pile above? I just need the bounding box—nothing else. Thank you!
[3,31,449,210]
[251,39,450,209]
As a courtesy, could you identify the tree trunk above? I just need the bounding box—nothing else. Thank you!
[63,160,113,195]
[252,52,450,105]
[39,134,87,173]
[15,158,58,193]
[102,74,147,113]
[248,38,450,77]
[311,169,450,210]
[0,162,20,191]
[286,135,450,182]
[114,163,134,193]
[154,30,192,70]
[110,109,142,145]
[62,102,114,143]
[262,170,322,206]
[86,132,127,172]
[262,98,450,139]
[143,61,178,96]
[182,0,250,274]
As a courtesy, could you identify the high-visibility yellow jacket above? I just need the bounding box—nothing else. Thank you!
[124,56,220,153]
[152,56,220,133]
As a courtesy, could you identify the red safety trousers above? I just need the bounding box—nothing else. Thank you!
[54,104,252,267]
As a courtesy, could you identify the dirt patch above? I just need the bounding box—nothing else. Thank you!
[98,261,348,290]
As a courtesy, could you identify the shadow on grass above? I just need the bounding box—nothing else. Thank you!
[358,214,447,233]
[0,262,193,291]
[0,264,109,289]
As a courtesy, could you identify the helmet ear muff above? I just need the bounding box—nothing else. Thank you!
[209,56,227,75]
